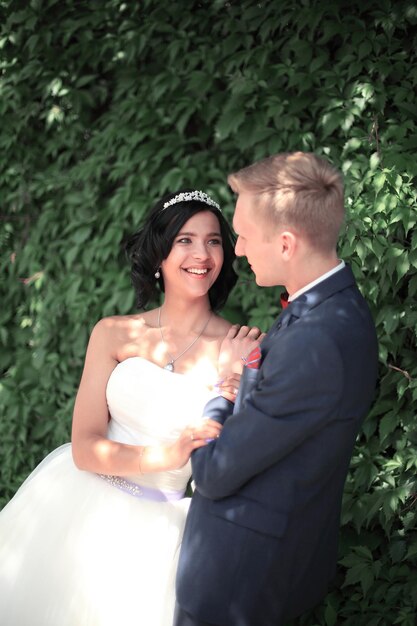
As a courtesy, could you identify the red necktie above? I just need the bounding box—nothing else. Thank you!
[280,291,289,309]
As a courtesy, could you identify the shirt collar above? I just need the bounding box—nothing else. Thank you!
[288,260,345,302]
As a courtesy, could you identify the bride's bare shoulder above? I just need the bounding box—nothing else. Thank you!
[210,314,235,338]
[88,311,158,361]
[93,310,157,340]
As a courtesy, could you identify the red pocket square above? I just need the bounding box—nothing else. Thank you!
[243,346,262,369]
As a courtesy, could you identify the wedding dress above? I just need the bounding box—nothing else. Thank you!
[0,357,214,626]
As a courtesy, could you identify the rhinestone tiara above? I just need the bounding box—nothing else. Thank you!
[162,190,221,211]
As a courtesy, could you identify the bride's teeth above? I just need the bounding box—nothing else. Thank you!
[186,268,208,275]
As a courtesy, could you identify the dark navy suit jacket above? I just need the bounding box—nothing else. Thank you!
[176,266,378,626]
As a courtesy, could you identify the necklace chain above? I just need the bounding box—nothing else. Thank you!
[158,307,212,372]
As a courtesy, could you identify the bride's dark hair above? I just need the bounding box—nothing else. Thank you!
[125,189,238,310]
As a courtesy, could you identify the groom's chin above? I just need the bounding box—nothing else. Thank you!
[254,275,275,287]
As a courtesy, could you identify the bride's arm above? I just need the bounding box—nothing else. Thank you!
[71,317,135,475]
[71,318,221,476]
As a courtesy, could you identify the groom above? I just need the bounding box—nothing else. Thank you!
[174,152,378,626]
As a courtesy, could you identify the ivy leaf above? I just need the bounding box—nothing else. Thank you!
[215,108,246,141]
[379,411,399,443]
[390,541,406,563]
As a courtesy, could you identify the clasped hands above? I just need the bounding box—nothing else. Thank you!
[168,324,265,468]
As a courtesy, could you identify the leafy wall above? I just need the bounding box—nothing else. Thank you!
[1,1,416,623]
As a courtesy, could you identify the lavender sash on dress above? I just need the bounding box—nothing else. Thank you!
[98,474,184,502]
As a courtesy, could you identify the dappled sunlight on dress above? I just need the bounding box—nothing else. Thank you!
[0,357,214,626]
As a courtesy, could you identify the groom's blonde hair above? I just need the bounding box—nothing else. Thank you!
[228,152,344,252]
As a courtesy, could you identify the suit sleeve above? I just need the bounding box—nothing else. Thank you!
[191,325,344,499]
[202,395,234,424]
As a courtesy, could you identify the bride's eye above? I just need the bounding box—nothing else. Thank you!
[208,238,222,246]
[176,237,192,244]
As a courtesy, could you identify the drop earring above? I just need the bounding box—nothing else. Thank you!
[155,269,161,279]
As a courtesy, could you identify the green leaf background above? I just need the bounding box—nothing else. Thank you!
[1,1,416,623]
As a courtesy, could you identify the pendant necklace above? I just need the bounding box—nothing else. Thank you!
[158,307,212,372]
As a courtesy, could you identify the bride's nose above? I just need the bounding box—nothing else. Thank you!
[191,241,210,260]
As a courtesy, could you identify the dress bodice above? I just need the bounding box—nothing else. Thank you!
[106,357,215,493]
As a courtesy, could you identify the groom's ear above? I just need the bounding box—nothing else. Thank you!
[279,231,297,259]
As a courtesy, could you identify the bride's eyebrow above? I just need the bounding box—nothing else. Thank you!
[176,231,222,237]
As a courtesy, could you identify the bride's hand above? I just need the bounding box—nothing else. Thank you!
[216,373,241,403]
[218,324,265,376]
[165,419,223,469]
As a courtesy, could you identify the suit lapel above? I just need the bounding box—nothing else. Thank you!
[236,266,357,412]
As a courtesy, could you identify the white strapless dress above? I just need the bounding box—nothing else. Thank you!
[0,357,214,626]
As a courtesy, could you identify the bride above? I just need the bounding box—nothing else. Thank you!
[0,189,262,626]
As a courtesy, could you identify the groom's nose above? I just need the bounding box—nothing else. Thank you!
[235,235,244,257]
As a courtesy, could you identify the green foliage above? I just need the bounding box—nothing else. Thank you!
[1,0,416,622]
